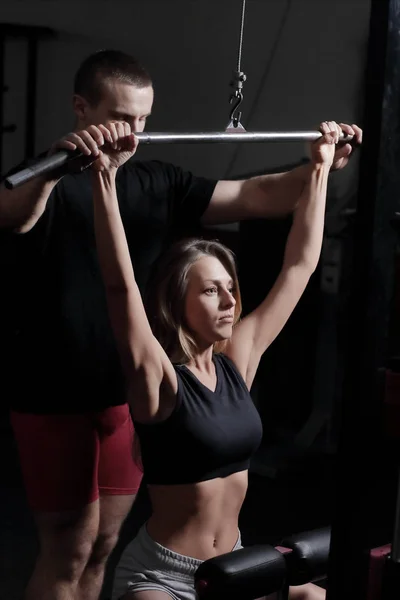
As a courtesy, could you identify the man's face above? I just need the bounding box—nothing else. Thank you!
[74,78,154,132]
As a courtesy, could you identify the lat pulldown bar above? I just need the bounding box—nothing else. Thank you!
[3,129,353,190]
[136,130,352,144]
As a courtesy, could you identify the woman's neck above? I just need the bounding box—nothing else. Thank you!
[187,346,214,374]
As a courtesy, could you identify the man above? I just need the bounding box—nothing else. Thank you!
[0,49,362,600]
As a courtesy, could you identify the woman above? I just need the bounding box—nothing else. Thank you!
[89,120,338,600]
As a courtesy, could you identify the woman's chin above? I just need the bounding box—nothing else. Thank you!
[213,325,233,341]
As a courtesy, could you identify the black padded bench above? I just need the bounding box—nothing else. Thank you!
[194,526,331,600]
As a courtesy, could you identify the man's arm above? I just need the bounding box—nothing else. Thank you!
[201,162,311,225]
[201,122,362,226]
[0,124,110,233]
[0,177,60,233]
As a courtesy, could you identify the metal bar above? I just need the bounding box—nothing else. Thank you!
[3,130,353,190]
[135,131,352,144]
[4,150,70,189]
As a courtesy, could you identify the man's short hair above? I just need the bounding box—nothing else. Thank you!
[74,49,153,106]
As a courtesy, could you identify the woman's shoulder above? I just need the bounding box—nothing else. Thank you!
[214,352,249,391]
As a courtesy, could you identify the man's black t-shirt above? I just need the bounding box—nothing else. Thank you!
[0,158,217,414]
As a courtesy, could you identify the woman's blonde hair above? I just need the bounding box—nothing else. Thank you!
[145,237,242,363]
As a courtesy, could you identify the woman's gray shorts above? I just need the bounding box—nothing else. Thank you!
[112,523,243,600]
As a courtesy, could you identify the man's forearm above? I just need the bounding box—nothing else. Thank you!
[0,176,59,233]
[249,161,313,218]
[202,162,314,226]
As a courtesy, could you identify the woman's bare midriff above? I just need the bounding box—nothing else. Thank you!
[146,470,248,560]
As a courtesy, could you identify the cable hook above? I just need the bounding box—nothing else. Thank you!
[229,91,243,128]
[229,71,246,128]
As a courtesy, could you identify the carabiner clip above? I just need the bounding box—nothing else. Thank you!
[229,91,243,128]
[229,70,247,128]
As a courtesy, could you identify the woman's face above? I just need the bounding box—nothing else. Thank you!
[184,256,236,347]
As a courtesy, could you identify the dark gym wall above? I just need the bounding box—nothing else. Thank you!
[0,3,388,599]
[0,0,372,466]
[0,0,369,196]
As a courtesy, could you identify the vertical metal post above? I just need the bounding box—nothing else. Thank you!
[327,0,400,598]
[380,470,400,599]
[391,469,400,562]
[0,31,5,175]
[25,36,37,159]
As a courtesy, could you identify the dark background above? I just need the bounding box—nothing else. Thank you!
[1,1,400,599]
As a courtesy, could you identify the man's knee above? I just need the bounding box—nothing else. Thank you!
[88,531,120,568]
[93,493,137,569]
[39,536,94,582]
[35,504,99,581]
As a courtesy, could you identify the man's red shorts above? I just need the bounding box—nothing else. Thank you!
[10,403,143,512]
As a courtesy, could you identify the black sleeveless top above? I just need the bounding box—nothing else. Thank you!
[134,353,263,485]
